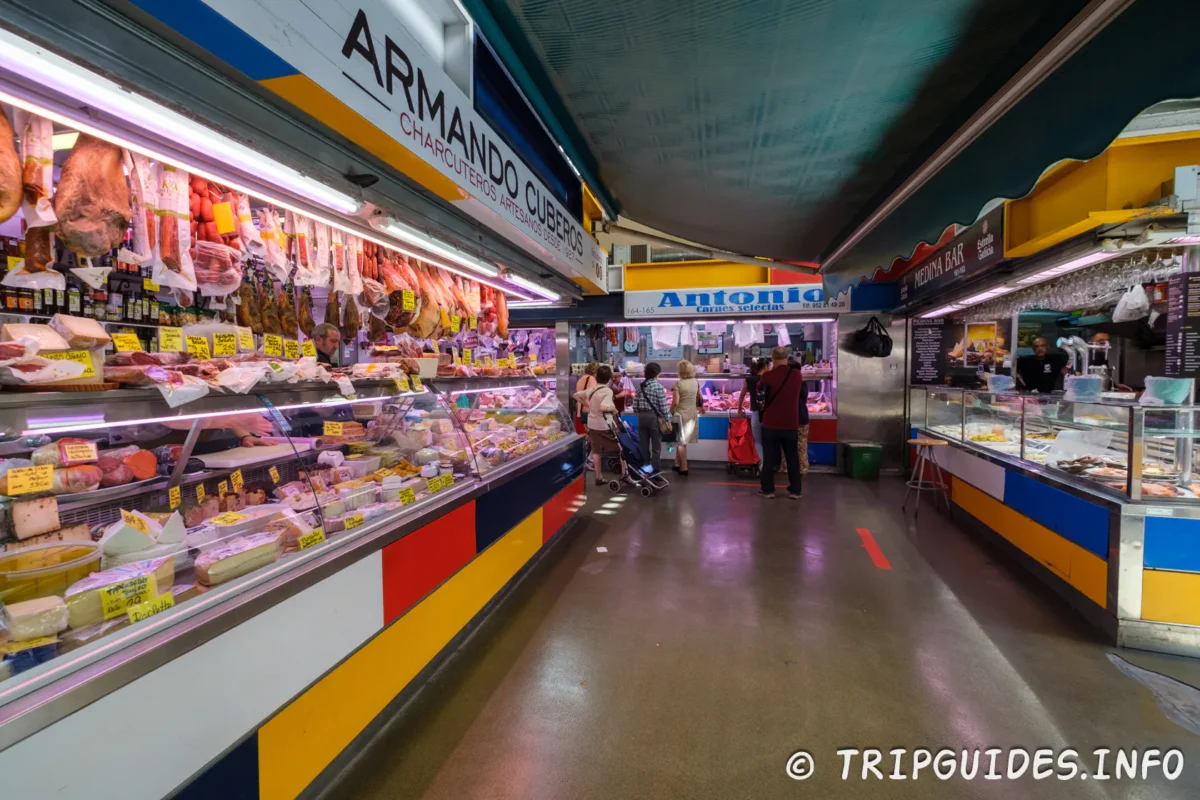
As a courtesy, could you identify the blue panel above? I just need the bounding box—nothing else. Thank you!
[475,439,585,551]
[698,416,729,440]
[1144,516,1200,573]
[1004,472,1109,558]
[129,0,298,81]
[808,442,837,465]
[851,280,899,311]
[176,733,257,800]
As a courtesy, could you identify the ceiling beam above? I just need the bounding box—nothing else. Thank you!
[595,221,818,274]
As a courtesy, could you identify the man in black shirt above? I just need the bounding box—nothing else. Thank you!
[1016,337,1067,393]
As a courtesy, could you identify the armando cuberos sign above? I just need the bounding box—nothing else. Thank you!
[624,285,850,319]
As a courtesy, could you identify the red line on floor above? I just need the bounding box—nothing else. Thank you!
[856,528,892,570]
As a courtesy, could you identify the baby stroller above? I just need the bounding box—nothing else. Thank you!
[726,413,760,477]
[605,415,670,497]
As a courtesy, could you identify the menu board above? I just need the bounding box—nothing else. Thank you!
[910,318,957,385]
[1165,274,1200,378]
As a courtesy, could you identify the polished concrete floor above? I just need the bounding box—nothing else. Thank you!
[326,473,1200,799]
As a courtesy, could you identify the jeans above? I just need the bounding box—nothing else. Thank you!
[760,427,801,495]
[750,413,764,461]
[637,412,663,474]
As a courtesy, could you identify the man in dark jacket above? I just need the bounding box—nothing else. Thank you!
[757,347,804,499]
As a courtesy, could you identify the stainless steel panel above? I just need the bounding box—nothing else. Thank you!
[837,313,907,470]
[1116,511,1145,621]
[556,321,571,412]
[1117,618,1200,658]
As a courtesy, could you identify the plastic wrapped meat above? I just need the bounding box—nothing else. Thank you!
[15,109,56,227]
[0,357,87,384]
[103,364,171,386]
[55,134,130,257]
[194,241,242,296]
[278,284,298,337]
[105,351,190,367]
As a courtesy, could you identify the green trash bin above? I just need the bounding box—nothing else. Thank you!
[844,441,882,480]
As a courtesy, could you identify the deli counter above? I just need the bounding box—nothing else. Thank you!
[909,386,1200,656]
[0,378,585,797]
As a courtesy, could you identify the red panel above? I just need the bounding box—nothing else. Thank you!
[768,269,821,285]
[808,418,837,443]
[381,501,477,623]
[543,476,585,544]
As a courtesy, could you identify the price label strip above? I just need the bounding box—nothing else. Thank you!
[399,487,416,506]
[196,484,206,504]
[344,513,365,530]
[62,442,98,462]
[411,375,424,392]
[42,350,96,379]
[186,335,211,360]
[218,480,229,498]
[126,591,175,624]
[5,464,54,496]
[143,278,161,292]
[213,332,237,356]
[237,327,255,350]
[100,575,157,620]
[451,314,461,333]
[159,326,183,352]
[298,528,326,550]
[269,466,281,484]
[393,375,410,392]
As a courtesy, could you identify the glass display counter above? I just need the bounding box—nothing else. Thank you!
[910,386,1200,503]
[641,370,836,418]
[0,377,574,699]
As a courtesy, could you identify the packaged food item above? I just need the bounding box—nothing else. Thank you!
[51,465,103,495]
[194,531,284,586]
[2,596,69,641]
[31,438,97,468]
[194,241,243,297]
[64,557,175,628]
[55,134,130,258]
[48,314,111,350]
[12,497,60,539]
[151,164,197,291]
[265,509,314,548]
[15,109,57,228]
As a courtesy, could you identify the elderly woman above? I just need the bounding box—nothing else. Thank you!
[671,360,700,476]
[585,365,620,483]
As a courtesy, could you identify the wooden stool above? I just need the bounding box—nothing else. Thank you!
[903,438,950,519]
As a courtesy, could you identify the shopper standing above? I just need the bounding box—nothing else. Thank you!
[574,362,598,429]
[672,360,700,476]
[757,346,804,498]
[586,366,620,484]
[737,358,769,460]
[612,369,636,414]
[632,363,670,474]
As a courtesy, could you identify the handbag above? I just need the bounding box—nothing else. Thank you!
[638,382,674,434]
[852,316,893,357]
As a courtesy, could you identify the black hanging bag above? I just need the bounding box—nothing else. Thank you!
[852,316,893,357]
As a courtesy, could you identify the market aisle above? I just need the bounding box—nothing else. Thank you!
[324,474,1200,800]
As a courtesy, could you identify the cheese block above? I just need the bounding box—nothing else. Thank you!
[102,541,188,572]
[13,497,60,540]
[2,596,70,641]
[0,523,91,553]
[157,512,185,545]
[0,323,69,351]
[48,314,111,349]
[64,557,175,628]
[194,531,283,586]
[99,517,157,556]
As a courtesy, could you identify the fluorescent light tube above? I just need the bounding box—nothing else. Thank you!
[506,273,560,301]
[383,220,499,277]
[1016,251,1115,285]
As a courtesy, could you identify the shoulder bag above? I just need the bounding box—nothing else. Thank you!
[852,316,893,357]
[638,381,674,435]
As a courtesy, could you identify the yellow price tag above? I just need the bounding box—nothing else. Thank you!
[100,575,156,619]
[169,485,181,509]
[302,340,316,358]
[529,353,537,364]
[269,466,281,484]
[111,332,143,353]
[213,332,237,356]
[42,350,96,379]
[453,351,462,366]
[237,327,254,350]
[393,374,410,392]
[470,314,477,330]
[365,362,379,374]
[5,464,53,496]
[451,314,461,333]
[230,469,244,493]
[120,509,150,535]
[439,308,451,328]
[143,278,160,292]
[426,475,444,494]
[344,513,365,530]
[485,355,494,367]
[440,473,455,489]
[212,201,236,234]
[373,345,398,352]
[284,339,300,360]
[186,335,211,360]
[218,480,229,498]
[399,487,416,506]
[263,334,283,356]
[298,528,326,549]
[196,484,206,504]
[158,327,183,352]
[0,636,56,655]
[411,375,424,391]
[210,511,247,526]
[324,421,343,436]
[62,442,98,462]
[463,348,472,364]
[126,591,174,624]
[401,290,414,311]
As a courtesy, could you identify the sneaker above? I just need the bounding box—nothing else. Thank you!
[787,492,803,500]
[595,478,606,486]
[756,490,775,498]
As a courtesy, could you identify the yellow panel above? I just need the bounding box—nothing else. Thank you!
[260,75,463,202]
[1142,569,1200,626]
[623,260,769,291]
[258,509,544,800]
[1071,547,1108,607]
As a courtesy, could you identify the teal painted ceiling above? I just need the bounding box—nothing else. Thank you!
[466,0,1088,262]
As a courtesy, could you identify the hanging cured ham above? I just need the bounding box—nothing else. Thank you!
[298,287,316,339]
[54,134,130,257]
[0,110,22,223]
[278,284,298,338]
[496,288,508,338]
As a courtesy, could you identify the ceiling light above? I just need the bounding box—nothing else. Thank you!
[382,220,499,277]
[508,301,564,309]
[0,28,359,214]
[1166,235,1200,244]
[921,304,962,319]
[51,131,78,150]
[1016,251,1115,285]
[506,273,561,301]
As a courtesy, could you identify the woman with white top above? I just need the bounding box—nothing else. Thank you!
[586,365,620,484]
[671,360,701,476]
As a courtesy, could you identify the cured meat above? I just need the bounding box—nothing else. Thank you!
[298,287,315,338]
[0,109,22,223]
[368,313,386,342]
[278,284,298,338]
[259,275,283,335]
[324,285,340,327]
[340,293,361,341]
[55,134,130,257]
[236,278,262,334]
[496,288,509,338]
[25,226,54,272]
[105,351,190,367]
[409,264,441,338]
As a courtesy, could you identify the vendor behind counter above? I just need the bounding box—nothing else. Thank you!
[1016,337,1068,393]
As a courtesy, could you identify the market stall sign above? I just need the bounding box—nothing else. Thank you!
[301,340,316,358]
[111,332,142,352]
[42,351,95,379]
[159,327,183,352]
[624,284,850,319]
[126,592,174,624]
[186,335,211,360]
[898,206,1004,306]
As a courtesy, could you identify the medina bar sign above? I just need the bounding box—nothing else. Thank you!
[624,284,851,319]
[899,206,1005,306]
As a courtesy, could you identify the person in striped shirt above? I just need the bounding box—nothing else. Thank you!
[633,363,670,474]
